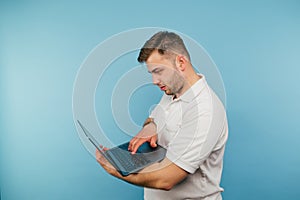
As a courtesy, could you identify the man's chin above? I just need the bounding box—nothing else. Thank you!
[165,89,174,96]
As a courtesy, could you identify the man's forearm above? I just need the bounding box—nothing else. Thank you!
[120,169,167,190]
[116,158,177,191]
[97,149,188,191]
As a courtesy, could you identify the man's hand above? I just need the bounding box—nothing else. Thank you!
[128,122,158,154]
[95,147,121,178]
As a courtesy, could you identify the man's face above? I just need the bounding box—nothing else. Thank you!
[146,51,185,96]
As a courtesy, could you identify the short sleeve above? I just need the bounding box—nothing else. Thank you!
[166,97,227,174]
[166,107,213,173]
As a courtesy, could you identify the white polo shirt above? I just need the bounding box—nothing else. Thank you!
[144,75,228,200]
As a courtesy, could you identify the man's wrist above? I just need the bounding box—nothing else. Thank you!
[143,117,155,127]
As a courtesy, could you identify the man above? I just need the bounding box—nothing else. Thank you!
[96,31,228,200]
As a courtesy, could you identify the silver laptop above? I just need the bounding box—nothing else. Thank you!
[77,120,166,176]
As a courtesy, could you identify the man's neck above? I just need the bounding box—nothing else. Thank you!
[175,73,201,98]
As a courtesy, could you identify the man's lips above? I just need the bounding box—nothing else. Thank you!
[159,86,166,91]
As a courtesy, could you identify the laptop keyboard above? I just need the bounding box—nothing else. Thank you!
[109,148,150,172]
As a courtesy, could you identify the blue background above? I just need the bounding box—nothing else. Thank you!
[1,0,299,199]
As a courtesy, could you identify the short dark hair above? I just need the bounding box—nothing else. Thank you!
[137,31,190,63]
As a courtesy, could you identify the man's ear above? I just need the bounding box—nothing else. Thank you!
[176,55,186,71]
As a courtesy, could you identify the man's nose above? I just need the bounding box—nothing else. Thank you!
[152,74,159,85]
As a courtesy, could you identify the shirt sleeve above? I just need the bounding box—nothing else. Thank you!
[166,100,226,174]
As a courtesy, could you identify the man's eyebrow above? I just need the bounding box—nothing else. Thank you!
[148,67,160,74]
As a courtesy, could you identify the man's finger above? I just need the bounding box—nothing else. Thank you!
[96,150,110,167]
[128,137,135,151]
[150,137,157,147]
[95,149,101,159]
[129,136,140,151]
[99,145,109,152]
[131,139,146,154]
[95,150,104,164]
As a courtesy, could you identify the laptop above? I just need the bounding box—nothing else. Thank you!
[77,120,166,176]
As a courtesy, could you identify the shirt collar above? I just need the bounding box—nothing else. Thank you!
[177,74,206,103]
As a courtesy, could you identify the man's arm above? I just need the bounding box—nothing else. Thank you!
[96,151,188,191]
[96,117,188,190]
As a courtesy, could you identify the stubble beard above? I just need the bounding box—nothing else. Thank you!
[165,71,185,97]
